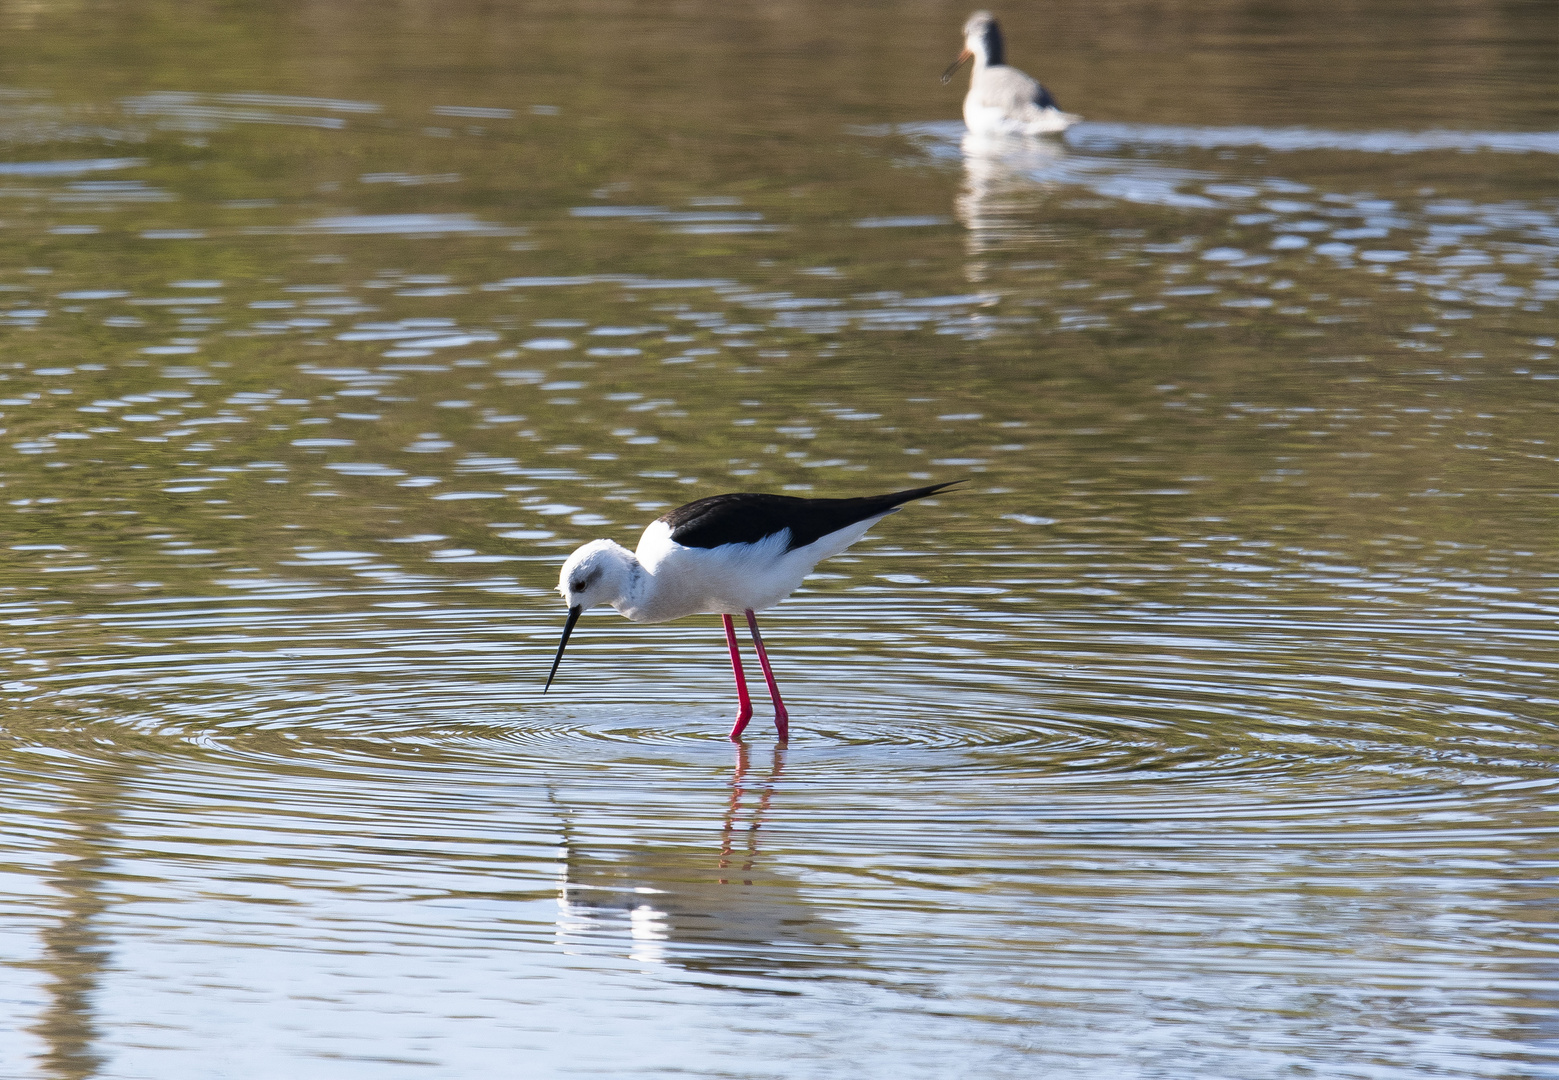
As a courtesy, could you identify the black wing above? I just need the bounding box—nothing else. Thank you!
[1033,82,1061,111]
[659,481,962,551]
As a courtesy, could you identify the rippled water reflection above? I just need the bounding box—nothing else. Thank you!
[1,1,1557,1076]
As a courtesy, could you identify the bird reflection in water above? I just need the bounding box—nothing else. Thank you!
[955,132,1069,274]
[717,740,781,886]
[554,743,852,974]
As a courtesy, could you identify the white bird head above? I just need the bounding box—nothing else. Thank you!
[546,539,635,691]
[557,538,634,611]
[943,10,1004,83]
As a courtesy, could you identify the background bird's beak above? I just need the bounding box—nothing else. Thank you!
[941,48,973,84]
[544,606,582,691]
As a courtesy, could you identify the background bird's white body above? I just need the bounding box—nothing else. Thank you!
[965,67,1078,136]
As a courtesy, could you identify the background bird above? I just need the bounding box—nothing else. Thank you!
[546,481,962,740]
[943,10,1080,135]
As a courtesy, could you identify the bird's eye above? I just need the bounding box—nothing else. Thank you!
[571,568,600,592]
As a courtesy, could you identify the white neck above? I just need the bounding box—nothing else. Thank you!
[601,543,650,617]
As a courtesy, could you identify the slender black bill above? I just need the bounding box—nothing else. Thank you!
[941,48,973,84]
[544,606,582,692]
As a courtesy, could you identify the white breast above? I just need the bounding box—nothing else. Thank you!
[965,99,1079,136]
[965,66,1079,136]
[622,515,893,623]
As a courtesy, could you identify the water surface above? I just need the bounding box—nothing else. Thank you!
[1,2,1557,1077]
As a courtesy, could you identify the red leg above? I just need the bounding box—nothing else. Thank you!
[724,614,754,740]
[744,610,789,741]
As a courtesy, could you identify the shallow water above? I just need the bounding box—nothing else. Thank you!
[1,1,1557,1077]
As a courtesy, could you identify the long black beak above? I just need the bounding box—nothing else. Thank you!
[941,47,973,84]
[544,606,582,692]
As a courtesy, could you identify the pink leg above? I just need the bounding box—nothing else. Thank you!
[744,610,790,741]
[724,614,754,741]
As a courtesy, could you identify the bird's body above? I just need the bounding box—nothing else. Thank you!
[943,11,1079,136]
[546,482,960,740]
[565,491,923,624]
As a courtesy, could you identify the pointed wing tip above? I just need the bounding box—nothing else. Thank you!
[909,477,970,498]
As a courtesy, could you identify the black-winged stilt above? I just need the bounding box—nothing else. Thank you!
[545,481,962,741]
[942,11,1080,136]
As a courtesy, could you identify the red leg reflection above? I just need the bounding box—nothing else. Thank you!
[718,740,750,880]
[719,741,785,885]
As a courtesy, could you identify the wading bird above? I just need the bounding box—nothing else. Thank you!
[943,10,1080,136]
[546,481,961,740]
